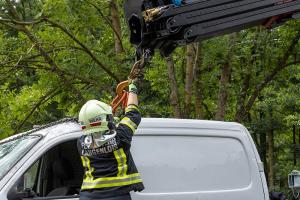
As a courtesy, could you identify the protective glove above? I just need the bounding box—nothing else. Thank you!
[128,79,138,94]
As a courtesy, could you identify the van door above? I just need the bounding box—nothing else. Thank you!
[5,139,82,200]
[131,128,265,200]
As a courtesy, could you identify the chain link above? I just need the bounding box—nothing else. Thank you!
[129,49,152,80]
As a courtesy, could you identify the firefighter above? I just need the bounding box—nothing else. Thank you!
[77,79,144,200]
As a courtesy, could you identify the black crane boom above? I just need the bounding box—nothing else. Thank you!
[124,0,300,56]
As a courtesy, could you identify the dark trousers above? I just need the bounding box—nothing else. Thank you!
[80,193,132,200]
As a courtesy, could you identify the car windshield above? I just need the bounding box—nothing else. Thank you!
[0,135,40,180]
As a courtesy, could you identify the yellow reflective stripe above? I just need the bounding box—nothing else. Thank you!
[114,148,128,177]
[84,172,140,182]
[114,151,125,176]
[114,150,122,176]
[119,149,128,175]
[82,156,94,181]
[82,178,142,189]
[119,117,137,133]
[125,105,140,113]
[82,173,142,190]
[80,156,86,167]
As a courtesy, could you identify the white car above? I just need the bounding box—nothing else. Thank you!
[0,118,269,200]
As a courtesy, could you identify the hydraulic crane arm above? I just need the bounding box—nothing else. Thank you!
[124,0,300,57]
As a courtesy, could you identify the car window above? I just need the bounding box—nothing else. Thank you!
[0,135,40,180]
[8,139,82,200]
[8,160,41,198]
[7,139,83,200]
[24,160,40,190]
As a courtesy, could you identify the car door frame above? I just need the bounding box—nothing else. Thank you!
[0,130,82,200]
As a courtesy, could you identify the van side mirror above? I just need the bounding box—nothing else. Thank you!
[7,178,24,200]
[8,187,37,200]
[7,177,37,200]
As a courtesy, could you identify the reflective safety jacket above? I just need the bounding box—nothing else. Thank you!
[77,104,144,199]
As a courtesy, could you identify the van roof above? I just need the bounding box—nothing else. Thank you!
[0,118,244,143]
[139,118,243,130]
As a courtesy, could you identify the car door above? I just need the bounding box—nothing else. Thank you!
[4,130,83,200]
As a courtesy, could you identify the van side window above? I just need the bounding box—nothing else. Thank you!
[132,135,251,193]
[24,160,40,190]
[7,160,40,199]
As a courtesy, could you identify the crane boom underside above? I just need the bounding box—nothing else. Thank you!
[124,0,300,56]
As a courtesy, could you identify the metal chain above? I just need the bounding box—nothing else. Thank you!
[129,49,152,80]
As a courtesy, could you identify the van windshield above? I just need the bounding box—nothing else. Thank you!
[0,135,40,180]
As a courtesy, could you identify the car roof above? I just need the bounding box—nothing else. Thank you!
[0,118,79,144]
[0,118,244,143]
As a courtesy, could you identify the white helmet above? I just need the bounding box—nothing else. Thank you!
[79,100,116,147]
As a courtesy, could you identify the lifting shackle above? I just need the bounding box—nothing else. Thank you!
[110,50,151,114]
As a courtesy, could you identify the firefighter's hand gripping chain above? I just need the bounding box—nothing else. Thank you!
[111,50,151,114]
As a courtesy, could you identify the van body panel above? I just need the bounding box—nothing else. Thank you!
[0,118,268,200]
[131,125,265,200]
[242,127,269,200]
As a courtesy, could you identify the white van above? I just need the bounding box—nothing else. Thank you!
[0,118,269,200]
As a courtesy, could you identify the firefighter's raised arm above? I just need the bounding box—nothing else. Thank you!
[116,80,141,144]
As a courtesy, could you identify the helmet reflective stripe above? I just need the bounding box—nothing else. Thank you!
[90,121,102,126]
[80,121,109,134]
[81,173,142,189]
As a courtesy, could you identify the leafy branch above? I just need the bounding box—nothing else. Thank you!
[241,30,300,121]
[86,0,124,52]
[0,17,43,25]
[3,0,86,103]
[13,87,61,134]
[43,17,120,82]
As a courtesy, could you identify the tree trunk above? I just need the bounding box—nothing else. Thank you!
[110,0,123,54]
[235,70,251,122]
[184,44,195,118]
[194,42,204,119]
[267,110,275,189]
[249,113,259,146]
[235,28,260,122]
[259,111,268,179]
[235,58,253,122]
[215,62,230,121]
[293,125,297,166]
[215,34,236,121]
[166,55,182,118]
[298,127,300,157]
